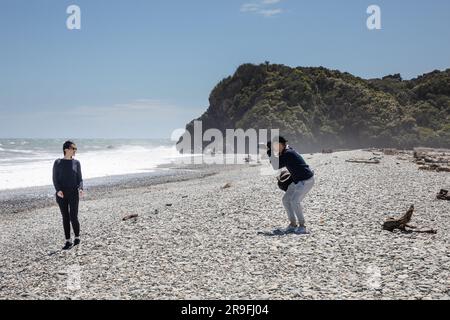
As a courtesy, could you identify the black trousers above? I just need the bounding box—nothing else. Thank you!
[56,188,80,240]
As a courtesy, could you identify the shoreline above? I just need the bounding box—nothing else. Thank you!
[0,161,248,215]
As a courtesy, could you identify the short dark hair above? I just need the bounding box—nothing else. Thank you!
[271,136,288,144]
[63,140,75,155]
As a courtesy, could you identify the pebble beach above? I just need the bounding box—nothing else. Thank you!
[0,150,449,300]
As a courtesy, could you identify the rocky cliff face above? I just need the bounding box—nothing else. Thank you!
[177,63,450,153]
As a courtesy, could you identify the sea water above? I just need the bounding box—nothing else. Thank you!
[0,138,183,190]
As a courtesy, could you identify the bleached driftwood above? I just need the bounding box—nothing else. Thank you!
[346,158,380,164]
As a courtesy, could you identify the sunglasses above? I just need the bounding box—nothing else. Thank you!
[69,147,78,151]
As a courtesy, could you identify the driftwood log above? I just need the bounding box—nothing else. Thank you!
[414,149,450,172]
[122,214,138,221]
[383,149,399,156]
[418,164,450,172]
[437,189,450,201]
[346,158,380,164]
[383,205,437,234]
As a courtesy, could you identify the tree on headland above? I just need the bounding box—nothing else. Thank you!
[178,63,450,152]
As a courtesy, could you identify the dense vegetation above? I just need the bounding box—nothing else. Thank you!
[178,63,450,153]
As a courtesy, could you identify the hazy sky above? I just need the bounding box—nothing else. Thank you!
[1,0,450,139]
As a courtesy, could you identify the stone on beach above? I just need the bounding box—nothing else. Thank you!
[122,214,138,221]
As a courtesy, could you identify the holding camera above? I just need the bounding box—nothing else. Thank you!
[267,136,315,234]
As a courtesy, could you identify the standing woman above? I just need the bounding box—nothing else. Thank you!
[52,141,84,250]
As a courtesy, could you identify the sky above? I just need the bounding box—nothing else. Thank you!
[1,0,450,139]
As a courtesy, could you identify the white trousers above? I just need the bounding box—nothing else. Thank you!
[282,176,315,226]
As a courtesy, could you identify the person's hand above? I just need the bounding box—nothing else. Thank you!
[272,143,280,156]
[79,189,85,197]
[57,191,64,199]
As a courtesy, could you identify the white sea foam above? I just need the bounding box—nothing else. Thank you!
[0,148,35,154]
[0,144,183,190]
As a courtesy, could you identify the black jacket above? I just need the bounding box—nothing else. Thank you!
[52,159,84,192]
[268,146,314,183]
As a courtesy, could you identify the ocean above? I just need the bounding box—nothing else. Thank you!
[0,138,182,191]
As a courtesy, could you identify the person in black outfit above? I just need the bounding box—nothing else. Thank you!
[53,141,84,250]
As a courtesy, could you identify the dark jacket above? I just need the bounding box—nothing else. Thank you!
[268,146,314,183]
[52,159,83,192]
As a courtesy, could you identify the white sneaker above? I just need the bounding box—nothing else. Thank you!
[284,225,297,233]
[294,226,309,235]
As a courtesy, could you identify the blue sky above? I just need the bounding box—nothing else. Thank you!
[1,0,450,139]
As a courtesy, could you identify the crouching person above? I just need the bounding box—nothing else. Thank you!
[267,136,315,234]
